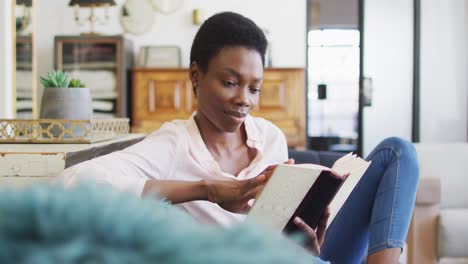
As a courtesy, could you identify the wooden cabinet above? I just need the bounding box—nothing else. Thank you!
[131,68,305,148]
[132,69,193,131]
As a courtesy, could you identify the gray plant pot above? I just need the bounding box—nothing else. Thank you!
[40,88,93,138]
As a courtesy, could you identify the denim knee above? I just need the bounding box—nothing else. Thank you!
[379,137,417,160]
[377,137,420,186]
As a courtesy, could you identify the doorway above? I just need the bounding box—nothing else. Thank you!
[306,0,362,154]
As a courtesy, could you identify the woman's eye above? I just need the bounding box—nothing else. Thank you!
[250,88,261,94]
[222,80,236,87]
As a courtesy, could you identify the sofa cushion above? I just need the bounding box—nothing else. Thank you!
[438,209,468,258]
[288,149,320,164]
[415,144,468,208]
[439,258,468,264]
[288,149,344,167]
[318,151,346,168]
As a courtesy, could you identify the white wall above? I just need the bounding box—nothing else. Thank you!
[32,0,306,108]
[363,0,414,156]
[36,0,306,80]
[420,0,468,142]
[0,1,14,119]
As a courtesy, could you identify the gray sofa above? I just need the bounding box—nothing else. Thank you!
[288,149,345,168]
[407,143,468,264]
[290,145,468,264]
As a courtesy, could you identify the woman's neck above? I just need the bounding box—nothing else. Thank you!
[194,114,247,153]
[194,113,256,176]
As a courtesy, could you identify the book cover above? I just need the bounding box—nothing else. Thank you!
[247,153,371,233]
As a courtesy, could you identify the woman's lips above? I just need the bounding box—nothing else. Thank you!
[226,111,247,118]
[225,111,247,121]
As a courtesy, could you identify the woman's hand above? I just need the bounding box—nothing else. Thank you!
[205,174,269,213]
[205,158,295,214]
[293,207,330,256]
[260,158,295,179]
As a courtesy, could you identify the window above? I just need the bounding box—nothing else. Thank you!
[307,29,360,151]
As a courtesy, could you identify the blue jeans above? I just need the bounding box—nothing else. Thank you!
[319,137,420,263]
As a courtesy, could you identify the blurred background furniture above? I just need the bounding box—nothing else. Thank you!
[0,134,144,186]
[54,35,133,118]
[15,35,34,118]
[407,143,468,264]
[288,149,344,168]
[131,68,306,148]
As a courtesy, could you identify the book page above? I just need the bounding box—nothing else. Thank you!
[247,164,323,232]
[332,152,354,168]
[293,163,330,171]
[327,157,371,228]
[332,157,368,176]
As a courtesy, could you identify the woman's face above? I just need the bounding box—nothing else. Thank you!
[191,46,263,133]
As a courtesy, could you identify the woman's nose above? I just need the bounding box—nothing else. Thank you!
[234,87,250,107]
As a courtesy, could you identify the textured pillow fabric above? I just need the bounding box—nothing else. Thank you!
[438,209,468,258]
[0,184,327,264]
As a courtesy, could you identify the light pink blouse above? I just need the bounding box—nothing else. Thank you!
[58,114,288,227]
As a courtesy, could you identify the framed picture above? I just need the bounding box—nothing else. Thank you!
[137,46,181,68]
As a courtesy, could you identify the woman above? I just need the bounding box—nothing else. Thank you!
[60,12,419,264]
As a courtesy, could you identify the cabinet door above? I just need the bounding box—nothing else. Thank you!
[133,71,192,130]
[254,71,289,119]
[252,69,305,147]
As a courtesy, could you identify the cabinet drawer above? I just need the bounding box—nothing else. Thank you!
[133,71,195,122]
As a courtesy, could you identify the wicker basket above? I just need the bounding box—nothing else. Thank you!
[0,119,130,143]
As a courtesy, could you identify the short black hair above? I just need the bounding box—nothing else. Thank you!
[190,12,268,72]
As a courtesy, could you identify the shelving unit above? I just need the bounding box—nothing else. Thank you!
[54,35,133,118]
[16,35,34,118]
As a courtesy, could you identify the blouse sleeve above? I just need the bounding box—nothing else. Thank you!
[57,122,184,196]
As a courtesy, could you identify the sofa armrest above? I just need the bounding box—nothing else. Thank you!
[415,177,441,205]
[407,177,441,264]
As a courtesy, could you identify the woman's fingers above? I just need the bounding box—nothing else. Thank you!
[239,199,253,213]
[243,160,297,201]
[263,164,278,173]
[293,217,320,255]
[246,183,267,201]
[261,159,294,175]
[293,217,317,239]
[245,173,269,189]
[316,207,330,246]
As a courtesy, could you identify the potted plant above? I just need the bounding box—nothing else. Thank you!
[39,70,92,138]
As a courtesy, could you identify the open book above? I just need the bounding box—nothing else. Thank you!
[246,153,371,233]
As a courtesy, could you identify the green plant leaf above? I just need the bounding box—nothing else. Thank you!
[63,77,71,88]
[50,78,59,88]
[40,70,77,88]
[69,79,85,88]
[40,76,51,88]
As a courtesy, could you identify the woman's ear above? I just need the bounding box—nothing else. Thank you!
[189,62,200,96]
